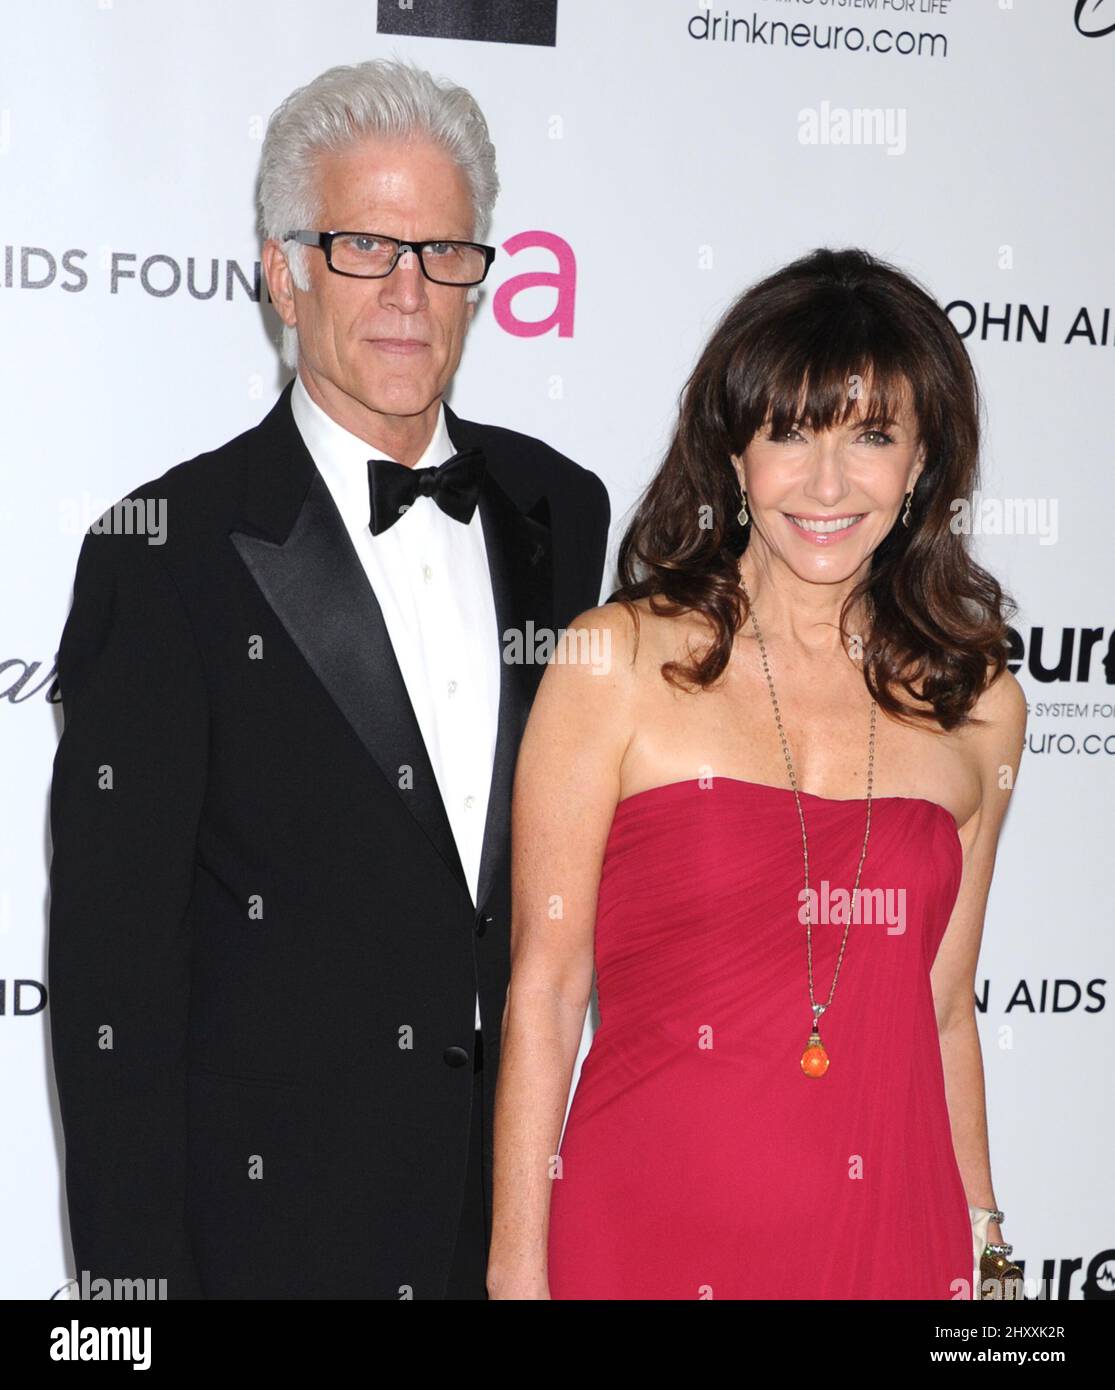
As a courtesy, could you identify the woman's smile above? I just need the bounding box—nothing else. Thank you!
[783,511,867,544]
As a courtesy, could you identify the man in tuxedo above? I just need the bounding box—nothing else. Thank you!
[48,59,609,1299]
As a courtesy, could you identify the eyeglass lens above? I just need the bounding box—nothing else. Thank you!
[331,234,485,284]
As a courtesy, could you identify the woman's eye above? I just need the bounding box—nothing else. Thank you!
[859,429,895,446]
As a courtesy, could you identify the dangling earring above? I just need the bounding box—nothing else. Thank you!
[901,490,913,528]
[737,489,750,527]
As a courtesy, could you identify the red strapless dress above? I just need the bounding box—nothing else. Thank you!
[547,777,974,1300]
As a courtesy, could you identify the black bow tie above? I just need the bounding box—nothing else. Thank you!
[367,448,486,536]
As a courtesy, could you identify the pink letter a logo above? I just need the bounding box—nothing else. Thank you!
[492,230,576,338]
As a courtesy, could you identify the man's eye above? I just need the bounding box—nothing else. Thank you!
[424,242,454,256]
[352,237,382,252]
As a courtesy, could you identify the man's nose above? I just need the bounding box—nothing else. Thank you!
[378,247,428,310]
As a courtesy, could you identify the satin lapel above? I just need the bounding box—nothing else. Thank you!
[473,470,554,912]
[230,470,469,894]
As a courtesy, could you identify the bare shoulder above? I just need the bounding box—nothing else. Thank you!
[524,602,640,741]
[531,597,716,759]
[526,597,705,755]
[971,664,1027,750]
[513,603,642,817]
[553,600,640,683]
[594,594,712,665]
[556,595,698,674]
[965,664,1028,825]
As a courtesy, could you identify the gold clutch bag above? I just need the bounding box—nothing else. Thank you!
[969,1206,1025,1299]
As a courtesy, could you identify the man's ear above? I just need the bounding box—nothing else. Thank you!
[263,239,298,329]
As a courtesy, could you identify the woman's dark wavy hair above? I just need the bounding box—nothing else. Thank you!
[612,246,1015,730]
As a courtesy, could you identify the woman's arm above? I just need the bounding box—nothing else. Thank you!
[930,666,1027,1251]
[486,605,635,1299]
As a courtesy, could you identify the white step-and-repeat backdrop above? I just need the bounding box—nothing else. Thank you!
[2,0,1112,1299]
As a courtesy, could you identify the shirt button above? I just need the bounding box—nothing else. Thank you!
[464,795,475,810]
[422,563,433,582]
[447,679,457,696]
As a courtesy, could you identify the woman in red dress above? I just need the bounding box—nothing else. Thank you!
[487,247,1025,1300]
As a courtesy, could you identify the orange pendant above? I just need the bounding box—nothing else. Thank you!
[801,1030,829,1077]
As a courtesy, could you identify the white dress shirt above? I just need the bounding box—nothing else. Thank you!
[290,374,499,1030]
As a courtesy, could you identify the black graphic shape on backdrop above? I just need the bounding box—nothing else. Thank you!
[377,0,557,47]
[1076,0,1115,38]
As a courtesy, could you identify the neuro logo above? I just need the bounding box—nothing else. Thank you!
[1082,1253,1115,1299]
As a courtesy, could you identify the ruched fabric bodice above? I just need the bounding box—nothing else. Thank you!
[547,777,974,1300]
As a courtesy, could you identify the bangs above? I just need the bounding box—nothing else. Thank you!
[731,302,922,445]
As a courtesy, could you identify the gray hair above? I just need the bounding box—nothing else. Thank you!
[258,58,500,369]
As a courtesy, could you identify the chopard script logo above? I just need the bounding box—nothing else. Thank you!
[1,657,59,703]
[1075,0,1115,37]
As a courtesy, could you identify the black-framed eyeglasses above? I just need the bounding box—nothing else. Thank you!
[283,230,496,286]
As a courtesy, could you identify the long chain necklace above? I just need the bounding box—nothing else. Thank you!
[738,575,876,1078]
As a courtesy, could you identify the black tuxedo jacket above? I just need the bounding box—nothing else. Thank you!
[48,381,610,1298]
